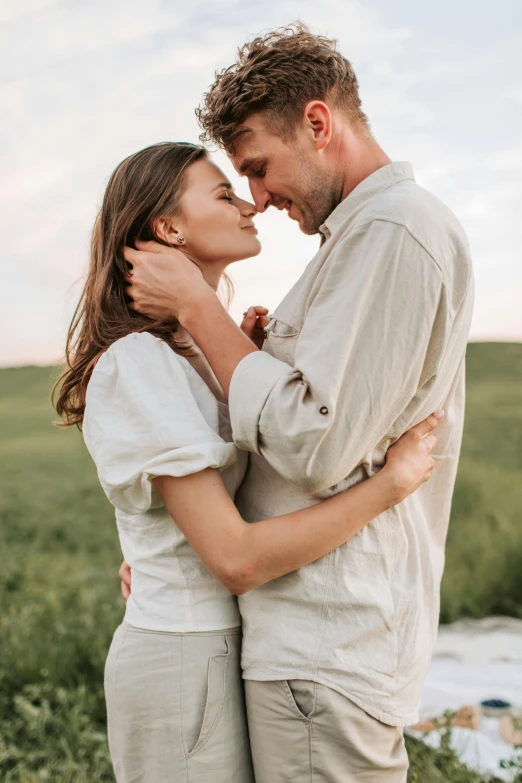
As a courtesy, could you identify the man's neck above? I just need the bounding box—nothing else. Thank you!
[332,125,392,202]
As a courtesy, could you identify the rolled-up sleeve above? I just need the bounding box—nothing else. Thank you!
[229,218,445,494]
[83,332,237,515]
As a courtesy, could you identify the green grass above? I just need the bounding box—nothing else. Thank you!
[0,366,119,781]
[441,343,522,622]
[0,343,521,782]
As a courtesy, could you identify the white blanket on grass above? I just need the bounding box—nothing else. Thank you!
[410,617,522,781]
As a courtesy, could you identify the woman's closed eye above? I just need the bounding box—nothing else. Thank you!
[220,189,234,202]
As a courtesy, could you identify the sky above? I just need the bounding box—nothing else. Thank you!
[1,0,521,366]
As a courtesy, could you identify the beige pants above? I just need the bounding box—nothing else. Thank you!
[105,623,254,783]
[245,680,409,783]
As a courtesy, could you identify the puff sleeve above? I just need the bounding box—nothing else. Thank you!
[83,332,237,514]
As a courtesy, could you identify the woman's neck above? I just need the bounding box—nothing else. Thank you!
[182,251,226,293]
[201,267,223,292]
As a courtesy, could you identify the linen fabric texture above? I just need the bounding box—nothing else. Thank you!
[245,679,408,783]
[105,624,254,783]
[232,161,475,726]
[83,332,247,632]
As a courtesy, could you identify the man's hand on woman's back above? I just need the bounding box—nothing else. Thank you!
[119,561,131,601]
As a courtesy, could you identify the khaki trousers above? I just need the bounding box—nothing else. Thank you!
[245,680,409,783]
[105,623,254,783]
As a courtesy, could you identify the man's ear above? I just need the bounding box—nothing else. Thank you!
[302,101,332,151]
[153,217,182,245]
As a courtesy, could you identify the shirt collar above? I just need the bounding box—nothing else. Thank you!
[319,161,415,241]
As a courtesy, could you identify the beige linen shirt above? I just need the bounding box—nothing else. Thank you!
[231,162,474,726]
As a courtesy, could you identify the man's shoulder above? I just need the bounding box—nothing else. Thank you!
[342,180,472,287]
[366,180,468,254]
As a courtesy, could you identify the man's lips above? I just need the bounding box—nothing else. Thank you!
[286,201,300,221]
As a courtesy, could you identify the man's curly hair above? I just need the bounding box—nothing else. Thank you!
[196,23,369,153]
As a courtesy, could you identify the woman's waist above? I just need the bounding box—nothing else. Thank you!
[127,561,237,602]
[120,618,242,637]
[119,529,225,589]
[124,583,241,633]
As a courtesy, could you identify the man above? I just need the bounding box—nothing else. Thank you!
[123,24,474,782]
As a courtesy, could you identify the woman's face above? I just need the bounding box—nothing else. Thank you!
[163,158,261,269]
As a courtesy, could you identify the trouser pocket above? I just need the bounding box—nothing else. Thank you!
[284,679,316,721]
[187,638,229,757]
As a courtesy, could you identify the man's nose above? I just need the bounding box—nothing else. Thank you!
[249,182,271,213]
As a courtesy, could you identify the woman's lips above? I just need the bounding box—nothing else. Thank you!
[242,225,258,234]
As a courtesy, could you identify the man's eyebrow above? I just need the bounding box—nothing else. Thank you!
[211,181,233,192]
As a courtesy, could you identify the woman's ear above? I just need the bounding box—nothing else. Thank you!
[153,217,183,245]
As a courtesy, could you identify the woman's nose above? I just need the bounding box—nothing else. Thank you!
[241,200,258,217]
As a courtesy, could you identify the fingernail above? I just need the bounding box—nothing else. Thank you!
[433,410,445,420]
[247,307,254,318]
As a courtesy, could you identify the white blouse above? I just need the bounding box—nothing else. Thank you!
[83,331,246,632]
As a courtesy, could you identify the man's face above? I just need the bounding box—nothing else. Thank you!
[230,114,338,235]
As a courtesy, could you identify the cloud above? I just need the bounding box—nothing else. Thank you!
[486,145,522,171]
[1,0,521,365]
[0,0,63,25]
[506,85,522,105]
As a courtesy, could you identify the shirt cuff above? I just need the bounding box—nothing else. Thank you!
[229,351,296,454]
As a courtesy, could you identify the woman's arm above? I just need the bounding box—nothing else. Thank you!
[153,413,442,595]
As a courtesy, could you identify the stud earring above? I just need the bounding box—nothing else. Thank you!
[177,236,184,244]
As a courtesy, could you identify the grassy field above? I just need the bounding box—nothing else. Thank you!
[1,341,521,782]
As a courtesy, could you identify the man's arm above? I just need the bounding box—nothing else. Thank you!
[226,219,446,493]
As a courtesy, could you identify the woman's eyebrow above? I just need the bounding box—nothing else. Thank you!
[211,181,233,192]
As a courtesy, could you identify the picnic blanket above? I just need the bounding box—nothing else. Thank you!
[409,616,522,781]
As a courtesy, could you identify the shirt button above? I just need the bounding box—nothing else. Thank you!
[319,406,328,415]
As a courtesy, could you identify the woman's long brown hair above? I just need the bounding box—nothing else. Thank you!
[53,142,211,428]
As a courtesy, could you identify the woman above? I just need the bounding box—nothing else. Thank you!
[54,142,441,783]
